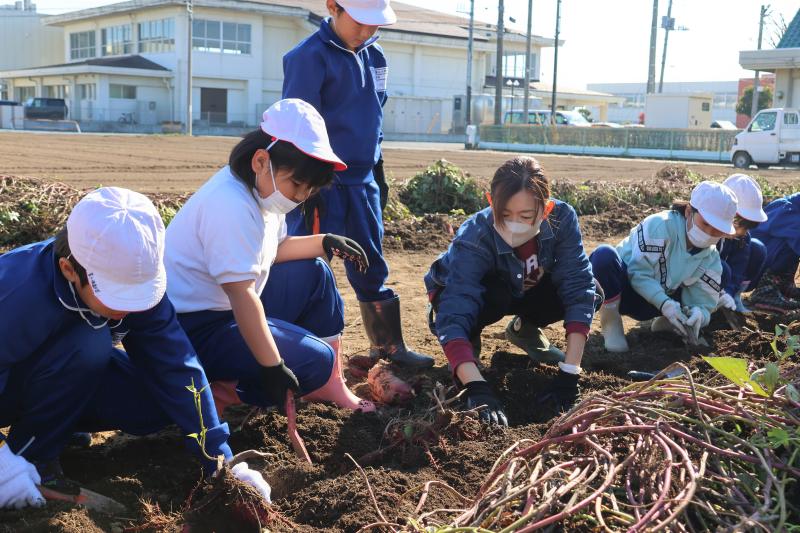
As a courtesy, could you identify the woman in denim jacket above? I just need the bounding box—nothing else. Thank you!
[425,157,600,425]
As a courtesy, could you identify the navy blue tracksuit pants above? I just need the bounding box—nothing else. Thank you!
[287,177,394,302]
[590,245,680,321]
[177,259,342,407]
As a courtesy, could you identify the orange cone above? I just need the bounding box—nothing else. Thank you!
[303,337,376,412]
[210,380,242,419]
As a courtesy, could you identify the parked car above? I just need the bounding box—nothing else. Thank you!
[23,97,68,120]
[590,121,623,128]
[503,109,591,127]
[731,107,800,169]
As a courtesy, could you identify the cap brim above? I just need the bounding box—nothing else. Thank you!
[738,207,768,223]
[346,5,397,26]
[704,214,736,235]
[290,141,348,172]
[89,265,167,313]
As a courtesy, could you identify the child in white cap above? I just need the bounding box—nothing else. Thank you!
[164,98,375,417]
[590,181,737,351]
[715,174,770,313]
[0,187,270,509]
[281,1,434,368]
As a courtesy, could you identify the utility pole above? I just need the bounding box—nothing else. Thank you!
[658,0,673,93]
[647,0,658,94]
[522,0,533,122]
[750,4,769,119]
[186,0,193,136]
[494,0,504,125]
[550,0,560,124]
[465,0,475,125]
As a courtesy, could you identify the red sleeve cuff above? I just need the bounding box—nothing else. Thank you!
[443,339,474,375]
[565,321,590,338]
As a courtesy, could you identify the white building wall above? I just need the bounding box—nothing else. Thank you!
[0,9,63,70]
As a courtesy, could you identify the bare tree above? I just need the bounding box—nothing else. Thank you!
[768,13,788,47]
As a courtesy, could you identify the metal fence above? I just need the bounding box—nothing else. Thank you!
[478,125,739,162]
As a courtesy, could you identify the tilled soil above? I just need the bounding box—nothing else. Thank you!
[3,239,798,532]
[1,131,796,193]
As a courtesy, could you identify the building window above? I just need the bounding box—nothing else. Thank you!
[44,85,69,98]
[193,19,251,54]
[15,86,35,102]
[502,53,534,79]
[110,84,137,99]
[101,24,133,56]
[701,102,710,112]
[70,31,96,60]
[77,83,96,100]
[138,18,175,53]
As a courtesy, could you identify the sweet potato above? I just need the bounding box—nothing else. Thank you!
[367,361,415,405]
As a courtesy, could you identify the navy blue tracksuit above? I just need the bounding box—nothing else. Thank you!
[751,193,800,275]
[282,19,392,302]
[0,241,231,470]
[718,234,767,296]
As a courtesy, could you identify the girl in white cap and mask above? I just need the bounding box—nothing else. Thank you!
[424,157,601,423]
[164,99,375,416]
[591,181,737,352]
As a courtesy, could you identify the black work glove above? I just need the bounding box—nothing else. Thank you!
[302,193,325,233]
[465,381,508,427]
[322,233,369,273]
[374,158,388,211]
[536,370,580,413]
[260,360,299,414]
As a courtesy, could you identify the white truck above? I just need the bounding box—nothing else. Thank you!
[731,107,800,169]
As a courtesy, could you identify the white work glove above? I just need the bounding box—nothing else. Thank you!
[0,443,45,509]
[684,306,704,339]
[660,299,688,336]
[230,462,271,503]
[718,293,736,311]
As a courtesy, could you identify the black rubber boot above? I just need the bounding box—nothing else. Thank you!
[360,296,435,368]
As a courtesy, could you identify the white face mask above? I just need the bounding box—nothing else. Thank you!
[686,214,720,248]
[494,218,543,248]
[253,161,300,215]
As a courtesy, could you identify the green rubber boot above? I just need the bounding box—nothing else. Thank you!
[505,316,565,364]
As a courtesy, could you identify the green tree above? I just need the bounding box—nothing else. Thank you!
[736,86,773,118]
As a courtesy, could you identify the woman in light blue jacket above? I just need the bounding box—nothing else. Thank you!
[590,181,737,352]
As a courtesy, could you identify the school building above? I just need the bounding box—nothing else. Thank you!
[0,0,617,135]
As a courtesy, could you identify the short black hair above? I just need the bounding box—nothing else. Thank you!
[228,129,336,191]
[734,214,760,231]
[54,227,89,287]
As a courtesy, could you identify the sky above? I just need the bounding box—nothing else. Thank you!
[29,0,800,89]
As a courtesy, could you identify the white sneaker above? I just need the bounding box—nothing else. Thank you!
[599,303,629,352]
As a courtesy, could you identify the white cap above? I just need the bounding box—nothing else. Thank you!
[689,181,738,235]
[260,98,347,172]
[66,187,167,312]
[337,0,397,25]
[723,174,768,223]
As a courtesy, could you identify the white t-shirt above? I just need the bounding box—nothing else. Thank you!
[165,165,288,313]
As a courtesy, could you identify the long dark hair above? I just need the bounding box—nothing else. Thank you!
[228,129,335,190]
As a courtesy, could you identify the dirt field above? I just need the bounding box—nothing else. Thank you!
[1,130,796,193]
[1,135,799,532]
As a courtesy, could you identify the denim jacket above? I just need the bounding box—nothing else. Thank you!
[424,202,596,345]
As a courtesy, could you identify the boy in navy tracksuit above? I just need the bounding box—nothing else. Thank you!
[282,0,433,367]
[0,188,270,510]
[715,174,769,313]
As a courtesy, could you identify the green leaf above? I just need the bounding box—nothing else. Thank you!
[771,338,780,357]
[703,356,769,397]
[787,384,800,404]
[762,363,781,395]
[187,433,199,440]
[767,428,791,448]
